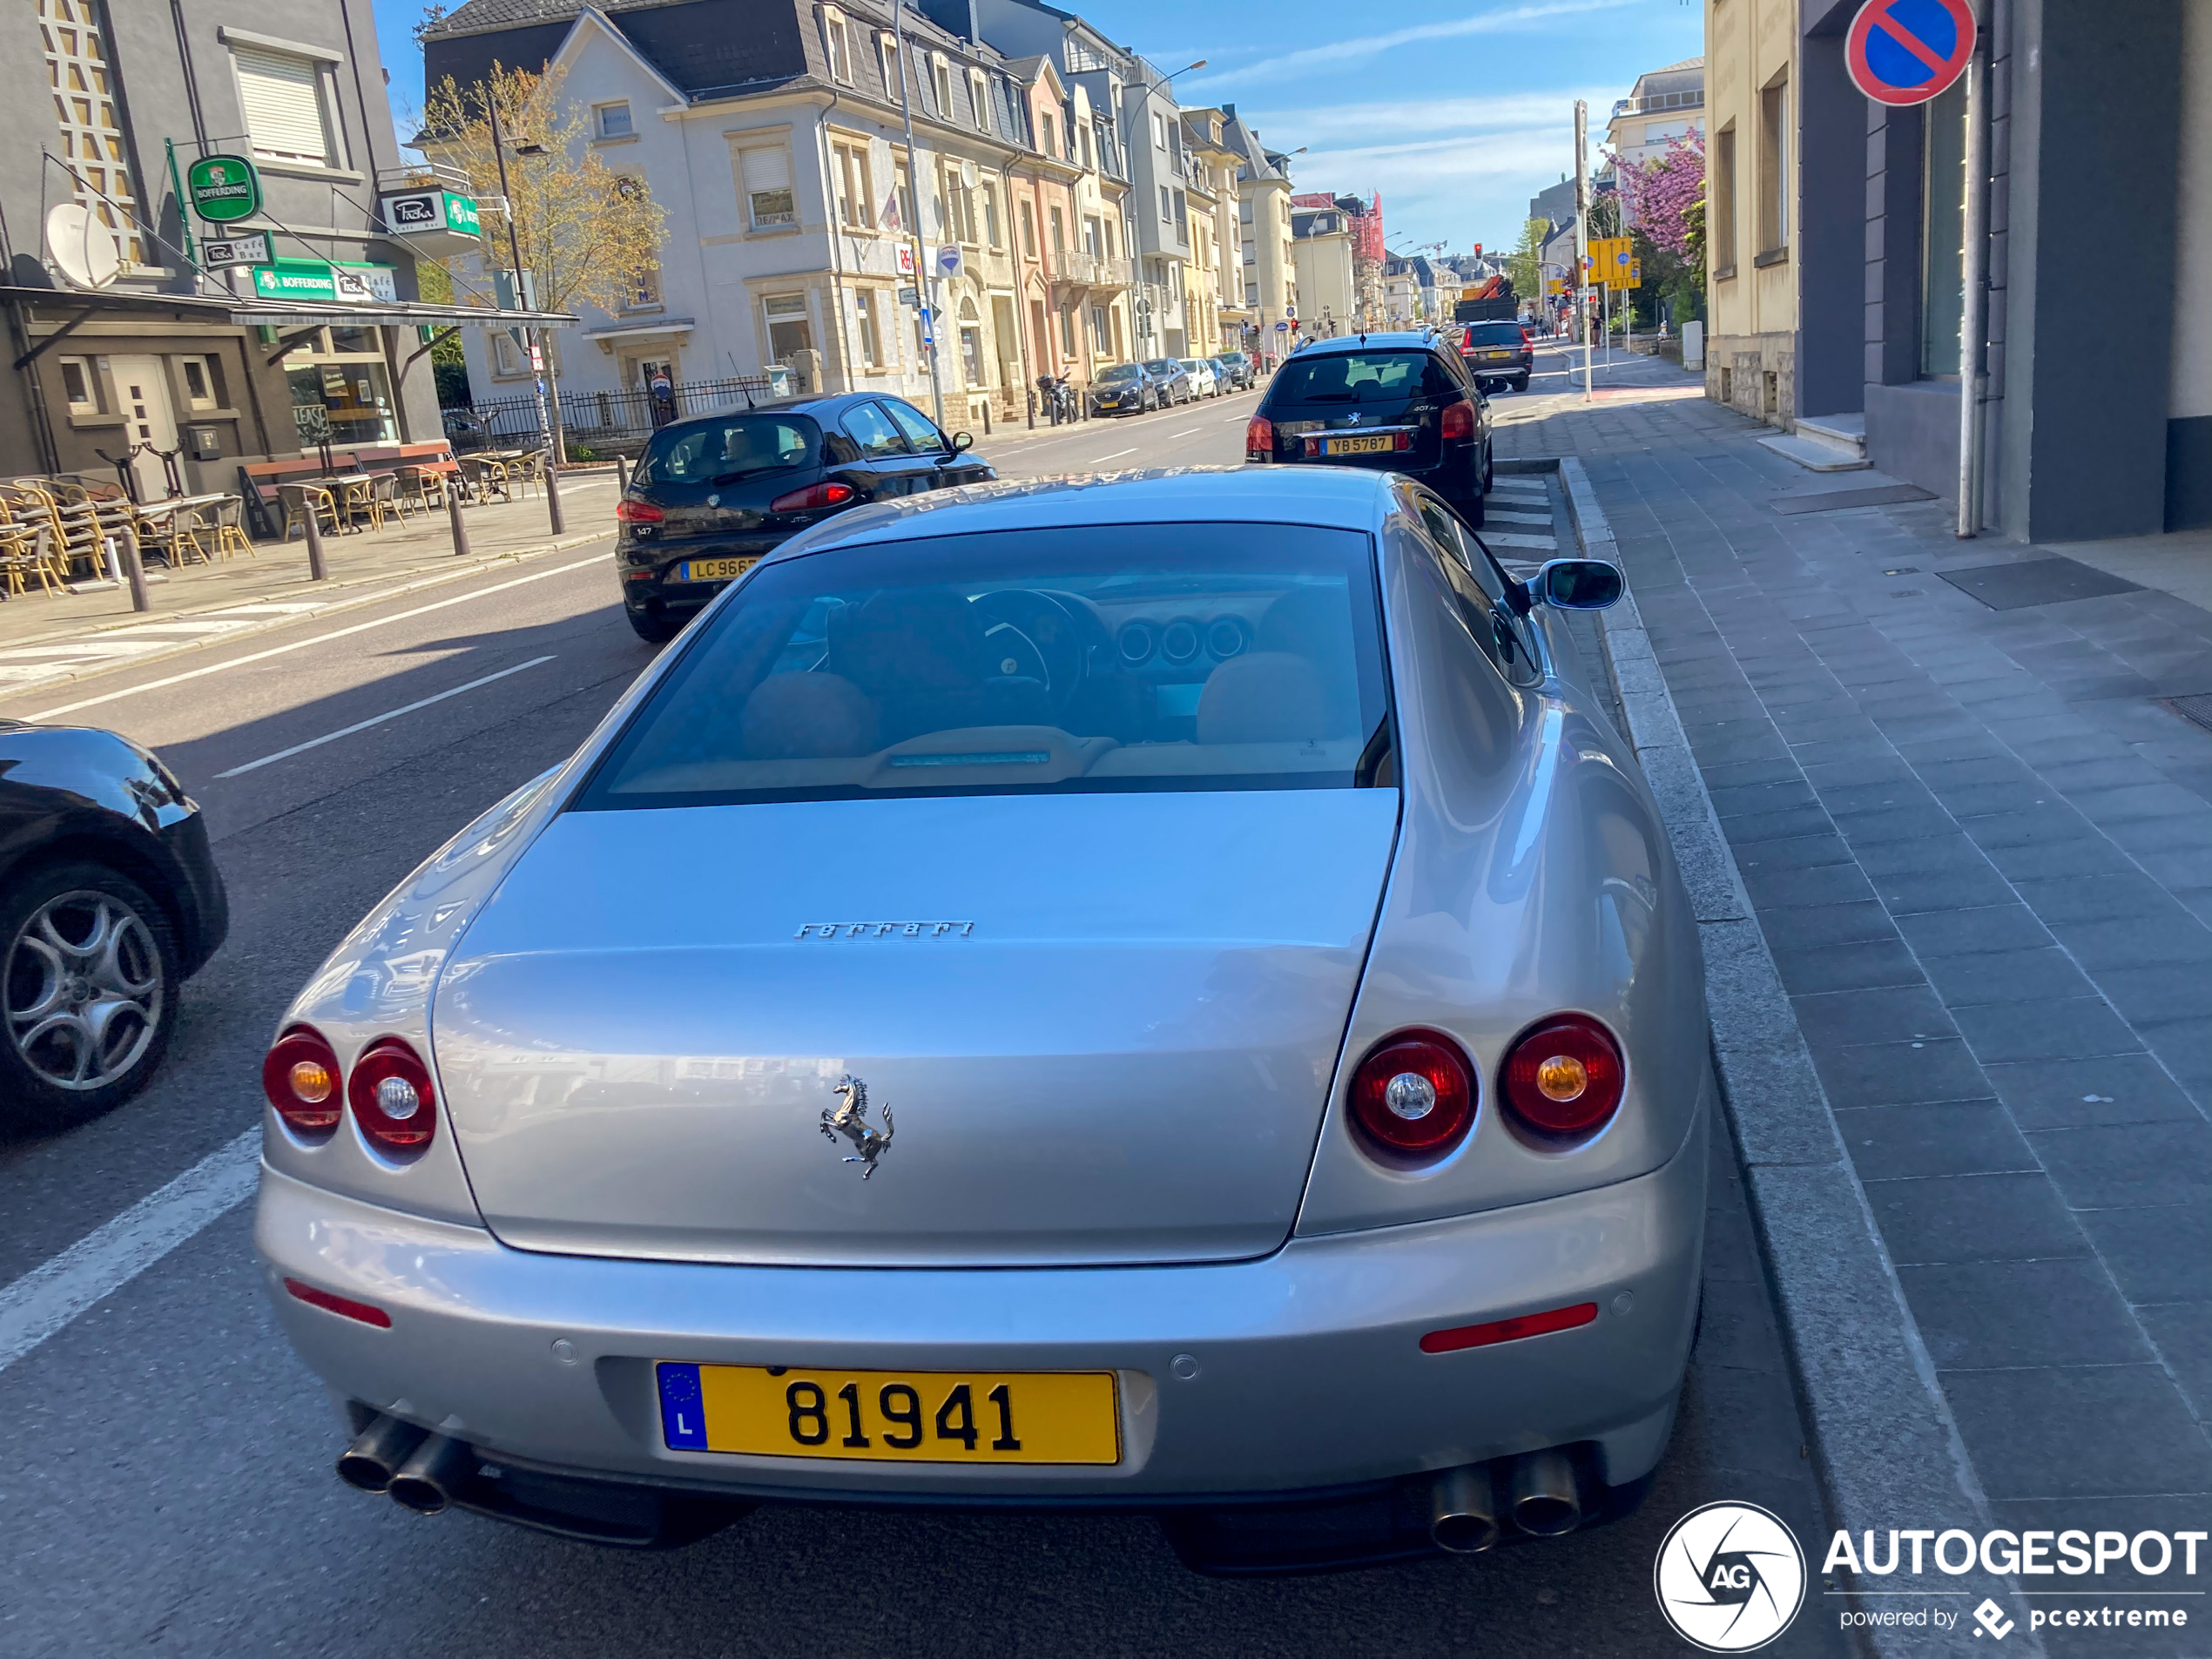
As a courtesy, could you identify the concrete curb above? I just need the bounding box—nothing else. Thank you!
[1555,455,2035,1658]
[0,528,610,704]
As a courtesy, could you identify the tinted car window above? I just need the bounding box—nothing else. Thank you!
[882,399,947,452]
[1271,351,1451,403]
[577,524,1390,808]
[1097,363,1143,382]
[1143,359,1181,375]
[842,403,910,458]
[1465,323,1526,346]
[639,416,819,485]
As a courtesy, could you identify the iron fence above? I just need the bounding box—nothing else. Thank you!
[452,374,786,450]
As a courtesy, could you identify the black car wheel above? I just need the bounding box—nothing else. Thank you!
[1514,374,1531,393]
[627,607,683,644]
[0,861,179,1130]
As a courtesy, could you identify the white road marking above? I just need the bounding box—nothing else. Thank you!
[1167,428,1204,438]
[216,654,557,779]
[1482,531,1560,550]
[1486,509,1555,525]
[1091,448,1138,463]
[30,552,607,721]
[0,1129,259,1374]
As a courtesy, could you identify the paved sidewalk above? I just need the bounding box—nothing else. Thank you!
[0,475,617,696]
[1502,363,2212,1642]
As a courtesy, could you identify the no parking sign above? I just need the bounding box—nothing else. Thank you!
[1846,0,1976,106]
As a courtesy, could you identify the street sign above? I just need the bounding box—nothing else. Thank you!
[186,154,261,223]
[1846,0,1974,107]
[898,285,921,306]
[1587,237,1635,286]
[201,232,272,270]
[1274,320,1289,331]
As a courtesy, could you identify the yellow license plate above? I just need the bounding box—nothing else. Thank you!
[1324,435,1395,455]
[657,1362,1121,1465]
[1480,350,1514,361]
[676,556,759,583]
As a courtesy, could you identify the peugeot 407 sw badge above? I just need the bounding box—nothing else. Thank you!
[820,1075,894,1178]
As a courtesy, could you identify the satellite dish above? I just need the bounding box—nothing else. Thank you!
[961,158,979,188]
[46,203,120,289]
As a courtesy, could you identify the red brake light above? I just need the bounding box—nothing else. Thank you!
[769,481,857,514]
[1499,1016,1625,1141]
[1244,415,1274,457]
[348,1037,438,1154]
[1440,398,1475,442]
[283,1278,393,1328]
[615,497,664,524]
[263,1025,342,1138]
[1348,1030,1475,1160]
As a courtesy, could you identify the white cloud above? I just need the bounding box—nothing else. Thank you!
[1182,0,1642,93]
[1242,88,1619,149]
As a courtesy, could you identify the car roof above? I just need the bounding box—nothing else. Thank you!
[761,467,1393,563]
[1291,331,1444,357]
[653,391,904,431]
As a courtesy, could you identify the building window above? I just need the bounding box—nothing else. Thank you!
[1711,124,1737,272]
[490,329,525,377]
[57,355,97,409]
[178,355,219,408]
[763,293,813,361]
[40,0,145,266]
[1021,200,1037,259]
[1040,111,1056,158]
[286,327,398,444]
[940,163,975,243]
[1173,193,1188,246]
[625,265,662,309]
[1757,73,1789,254]
[1159,185,1171,223]
[739,144,796,230]
[1049,205,1066,265]
[1089,303,1110,354]
[960,297,983,387]
[876,32,899,97]
[854,287,885,368]
[930,54,953,117]
[1153,111,1166,150]
[1079,125,1092,169]
[596,102,633,139]
[894,159,915,233]
[231,41,337,167]
[821,9,852,84]
[969,70,990,133]
[980,182,1001,248]
[1920,78,1966,378]
[833,141,874,230]
[1059,306,1076,356]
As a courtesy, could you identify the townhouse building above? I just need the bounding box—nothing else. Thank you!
[1220,107,1295,362]
[1607,56,1705,181]
[1184,106,1250,357]
[0,0,483,494]
[1289,199,1355,338]
[1703,0,1795,427]
[423,0,1042,430]
[1003,52,1133,390]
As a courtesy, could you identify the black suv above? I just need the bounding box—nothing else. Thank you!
[1244,332,1495,524]
[1459,320,1534,392]
[616,393,993,642]
[1211,352,1255,391]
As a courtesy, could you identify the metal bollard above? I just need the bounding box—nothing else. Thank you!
[117,529,152,612]
[545,459,565,536]
[615,453,629,493]
[446,482,473,559]
[301,506,328,581]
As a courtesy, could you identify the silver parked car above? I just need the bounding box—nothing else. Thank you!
[255,468,1708,1574]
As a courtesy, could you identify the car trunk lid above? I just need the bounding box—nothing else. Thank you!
[433,789,1399,1266]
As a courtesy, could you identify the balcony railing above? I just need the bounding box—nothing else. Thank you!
[1612,89,1703,117]
[1053,251,1134,289]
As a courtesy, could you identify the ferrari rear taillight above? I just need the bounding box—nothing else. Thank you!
[349,1037,439,1155]
[768,481,856,514]
[615,497,664,524]
[1245,415,1273,458]
[263,1025,342,1139]
[1499,1015,1625,1142]
[1348,1030,1476,1161]
[1440,398,1476,442]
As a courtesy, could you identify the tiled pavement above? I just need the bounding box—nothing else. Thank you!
[1496,365,2212,1630]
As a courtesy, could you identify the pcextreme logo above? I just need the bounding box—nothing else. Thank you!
[1654,1501,1809,1652]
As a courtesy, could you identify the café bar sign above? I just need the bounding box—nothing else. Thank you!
[187,154,262,223]
[251,259,399,304]
[377,188,482,257]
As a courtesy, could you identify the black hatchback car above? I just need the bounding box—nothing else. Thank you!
[617,392,994,641]
[1,720,227,1131]
[1089,361,1158,415]
[1244,332,1495,524]
[1459,320,1534,392]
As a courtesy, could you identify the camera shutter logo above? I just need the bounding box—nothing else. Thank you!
[1654,1501,1807,1652]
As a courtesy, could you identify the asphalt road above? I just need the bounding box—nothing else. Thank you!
[0,359,1847,1658]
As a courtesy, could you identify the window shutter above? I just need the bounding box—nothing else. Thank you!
[233,45,330,164]
[741,145,795,226]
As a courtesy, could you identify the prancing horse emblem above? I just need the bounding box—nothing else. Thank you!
[820,1075,894,1178]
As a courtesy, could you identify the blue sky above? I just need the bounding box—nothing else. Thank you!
[372,0,1701,253]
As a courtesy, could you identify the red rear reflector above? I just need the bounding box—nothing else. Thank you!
[769,481,857,513]
[283,1278,393,1328]
[1420,1302,1597,1354]
[615,498,664,523]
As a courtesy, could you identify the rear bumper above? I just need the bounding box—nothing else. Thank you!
[617,536,786,618]
[255,1104,1705,1504]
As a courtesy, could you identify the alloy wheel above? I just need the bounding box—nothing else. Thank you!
[5,888,166,1092]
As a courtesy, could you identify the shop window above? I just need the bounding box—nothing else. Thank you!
[232,41,337,168]
[763,293,813,362]
[285,327,396,447]
[597,102,633,139]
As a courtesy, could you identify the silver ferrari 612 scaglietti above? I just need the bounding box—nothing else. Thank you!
[255,467,1710,1574]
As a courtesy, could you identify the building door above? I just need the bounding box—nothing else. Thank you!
[991,295,1020,393]
[1029,299,1052,375]
[105,356,178,501]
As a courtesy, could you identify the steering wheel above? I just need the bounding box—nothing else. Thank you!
[972,590,1087,720]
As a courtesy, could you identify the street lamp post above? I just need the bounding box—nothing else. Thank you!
[485,96,565,475]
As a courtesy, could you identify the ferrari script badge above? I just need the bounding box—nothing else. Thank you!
[821,1075,894,1179]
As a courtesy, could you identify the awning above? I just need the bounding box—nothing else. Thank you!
[0,283,575,332]
[582,316,696,341]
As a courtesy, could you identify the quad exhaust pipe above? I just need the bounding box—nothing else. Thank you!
[1428,1448,1585,1553]
[338,1414,476,1514]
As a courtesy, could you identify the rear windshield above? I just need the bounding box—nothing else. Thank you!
[576,524,1390,809]
[1270,351,1448,403]
[1465,323,1526,345]
[1143,360,1180,374]
[1097,364,1143,381]
[640,415,819,486]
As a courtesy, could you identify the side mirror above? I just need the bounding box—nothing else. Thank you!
[950,430,975,453]
[1534,558,1623,610]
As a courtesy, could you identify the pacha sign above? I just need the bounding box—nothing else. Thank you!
[186,154,261,223]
